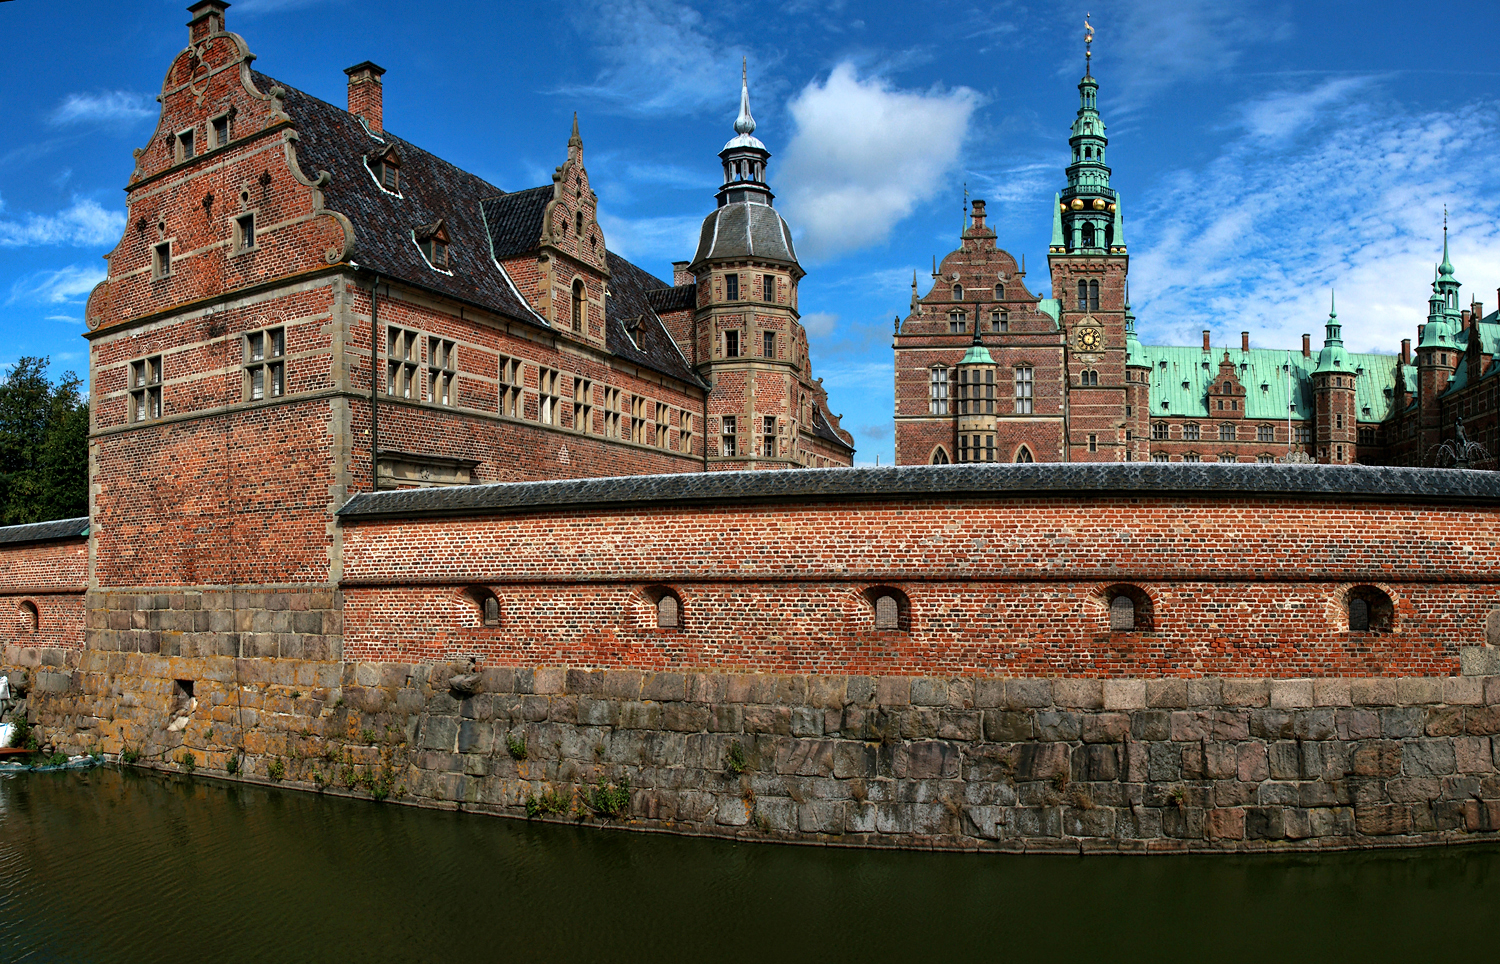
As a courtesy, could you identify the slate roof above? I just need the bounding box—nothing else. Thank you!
[807,403,855,450]
[604,252,703,388]
[692,201,799,266]
[1139,344,1402,424]
[645,286,696,313]
[0,517,89,545]
[337,462,1500,521]
[258,72,703,388]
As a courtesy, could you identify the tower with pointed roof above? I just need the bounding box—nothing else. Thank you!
[1049,20,1132,461]
[1312,291,1358,463]
[685,63,854,469]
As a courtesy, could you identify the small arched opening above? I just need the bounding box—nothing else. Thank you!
[462,586,502,628]
[863,586,911,633]
[571,279,586,332]
[1346,586,1394,633]
[643,586,683,630]
[1102,584,1154,632]
[19,600,38,633]
[931,446,951,465]
[1014,445,1034,463]
[951,283,963,301]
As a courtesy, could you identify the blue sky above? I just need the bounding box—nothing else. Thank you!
[2,0,1498,464]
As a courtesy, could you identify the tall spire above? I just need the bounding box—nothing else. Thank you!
[734,57,756,135]
[1314,288,1350,374]
[1055,17,1117,254]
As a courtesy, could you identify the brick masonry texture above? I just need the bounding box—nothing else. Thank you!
[11,653,1500,854]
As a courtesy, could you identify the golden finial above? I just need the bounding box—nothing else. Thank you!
[1084,13,1094,70]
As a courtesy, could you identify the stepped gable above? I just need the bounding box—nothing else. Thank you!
[603,252,703,387]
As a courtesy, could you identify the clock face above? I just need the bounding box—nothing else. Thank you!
[1077,326,1102,351]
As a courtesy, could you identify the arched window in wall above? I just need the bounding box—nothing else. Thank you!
[462,587,501,628]
[951,283,963,301]
[657,594,680,629]
[865,586,910,632]
[19,600,38,633]
[1104,585,1154,632]
[1347,586,1393,633]
[574,210,584,237]
[994,283,1005,300]
[1014,445,1034,463]
[931,447,950,465]
[1077,281,1088,310]
[571,279,585,332]
[1088,280,1100,311]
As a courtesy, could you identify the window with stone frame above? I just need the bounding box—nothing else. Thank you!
[427,336,455,406]
[948,311,967,334]
[211,109,235,149]
[725,329,741,358]
[763,273,776,302]
[129,355,163,423]
[721,415,737,457]
[234,212,255,253]
[571,279,586,332]
[1014,366,1034,414]
[1152,452,1170,462]
[175,127,195,163]
[1088,280,1100,311]
[245,327,285,402]
[929,367,949,415]
[573,377,593,434]
[952,283,963,300]
[994,283,1005,300]
[603,387,622,438]
[152,240,172,279]
[1257,423,1275,442]
[631,396,647,444]
[679,412,694,454]
[763,330,776,358]
[387,327,419,399]
[499,356,523,418]
[1220,423,1236,442]
[1296,424,1312,444]
[1077,280,1088,310]
[725,273,739,301]
[1257,454,1275,463]
[1183,452,1201,462]
[1152,422,1168,440]
[1183,422,1200,441]
[538,367,560,425]
[760,415,776,458]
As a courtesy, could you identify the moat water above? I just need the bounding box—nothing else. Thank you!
[1,769,1495,963]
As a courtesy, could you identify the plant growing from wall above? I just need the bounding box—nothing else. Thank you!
[121,747,141,764]
[506,732,527,760]
[525,787,569,818]
[178,751,195,772]
[266,757,286,781]
[726,740,747,775]
[225,754,240,775]
[587,776,631,819]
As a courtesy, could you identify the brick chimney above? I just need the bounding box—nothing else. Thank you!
[344,61,387,134]
[1402,338,1411,365]
[970,199,987,231]
[1302,333,1311,358]
[1241,331,1250,351]
[1202,330,1211,351]
[188,0,228,42]
[672,262,693,288]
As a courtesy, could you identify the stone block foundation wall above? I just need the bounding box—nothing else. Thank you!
[12,652,1500,853]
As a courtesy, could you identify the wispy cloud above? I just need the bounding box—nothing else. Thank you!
[815,360,894,392]
[778,63,979,261]
[1107,0,1292,107]
[596,211,701,271]
[1239,77,1372,143]
[0,196,125,248]
[1130,82,1500,355]
[49,90,155,126]
[801,311,838,337]
[7,264,106,306]
[558,0,743,116]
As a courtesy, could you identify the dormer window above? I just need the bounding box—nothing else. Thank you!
[414,220,450,271]
[368,146,402,194]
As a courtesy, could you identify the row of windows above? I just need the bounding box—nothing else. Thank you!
[1151,452,1284,463]
[930,366,1032,415]
[722,273,779,303]
[150,212,258,280]
[948,283,1008,302]
[932,445,1034,464]
[167,108,236,165]
[719,415,779,458]
[723,329,779,359]
[456,584,1393,635]
[946,309,1013,334]
[1151,422,1300,443]
[129,325,289,423]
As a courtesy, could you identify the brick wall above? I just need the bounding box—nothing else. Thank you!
[0,537,87,657]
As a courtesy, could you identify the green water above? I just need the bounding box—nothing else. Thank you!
[0,768,1496,963]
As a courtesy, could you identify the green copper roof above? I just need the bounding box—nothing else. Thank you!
[1141,343,1400,423]
[1037,298,1060,325]
[1312,291,1351,375]
[958,344,995,365]
[1051,193,1065,248]
[1418,314,1452,349]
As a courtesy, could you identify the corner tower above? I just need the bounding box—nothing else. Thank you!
[688,63,853,468]
[1049,20,1131,461]
[1312,292,1358,464]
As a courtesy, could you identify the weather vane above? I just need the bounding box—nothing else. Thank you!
[1085,13,1094,68]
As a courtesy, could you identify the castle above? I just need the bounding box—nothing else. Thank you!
[896,44,1496,470]
[2,3,1500,855]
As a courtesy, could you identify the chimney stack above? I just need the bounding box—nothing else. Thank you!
[971,200,987,230]
[1241,331,1250,352]
[672,262,693,288]
[1302,334,1311,358]
[344,61,387,134]
[1202,330,1211,351]
[1402,338,1411,365]
[187,1,228,43]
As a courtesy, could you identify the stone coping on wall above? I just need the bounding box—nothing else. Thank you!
[336,463,1500,521]
[0,516,89,545]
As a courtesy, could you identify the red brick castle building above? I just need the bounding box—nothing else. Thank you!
[895,46,1499,469]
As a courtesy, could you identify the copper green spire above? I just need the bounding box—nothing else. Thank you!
[1058,17,1117,253]
[1313,288,1350,374]
[1434,212,1462,320]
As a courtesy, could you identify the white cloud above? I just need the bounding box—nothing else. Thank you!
[597,211,702,269]
[815,360,894,392]
[1239,78,1372,143]
[559,1,743,116]
[0,197,125,248]
[49,91,155,126]
[7,264,106,306]
[801,311,838,337]
[778,63,979,261]
[1130,84,1500,356]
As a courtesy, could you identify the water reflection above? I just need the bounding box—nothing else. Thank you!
[1,769,1495,963]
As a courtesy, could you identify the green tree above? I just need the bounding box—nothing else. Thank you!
[0,357,89,525]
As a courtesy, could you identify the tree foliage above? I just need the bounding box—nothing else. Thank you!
[0,357,89,525]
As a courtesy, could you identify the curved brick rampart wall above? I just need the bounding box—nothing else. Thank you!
[338,464,1500,677]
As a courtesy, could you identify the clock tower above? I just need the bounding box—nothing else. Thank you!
[1049,20,1131,461]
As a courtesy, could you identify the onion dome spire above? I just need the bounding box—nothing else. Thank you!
[1314,289,1351,374]
[734,58,756,135]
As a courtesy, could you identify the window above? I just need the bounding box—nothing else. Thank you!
[1220,424,1236,442]
[656,593,680,629]
[985,435,995,461]
[929,368,949,415]
[1335,413,1344,429]
[1089,280,1099,311]
[1336,444,1344,461]
[760,415,777,457]
[1295,425,1312,444]
[1077,280,1088,310]
[1080,369,1098,386]
[1257,454,1274,463]
[952,283,963,300]
[984,369,995,413]
[1183,452,1201,462]
[573,377,593,433]
[679,412,694,454]
[1105,585,1153,632]
[1152,422,1168,440]
[721,415,737,457]
[931,447,950,464]
[373,151,401,192]
[419,236,447,269]
[464,587,501,628]
[1347,586,1393,633]
[1152,452,1169,462]
[992,310,1008,332]
[763,330,776,358]
[603,387,622,438]
[1088,434,1097,452]
[571,280,585,332]
[949,311,966,334]
[1184,422,1200,441]
[725,330,741,358]
[176,128,195,162]
[657,404,671,449]
[725,274,739,301]
[959,434,969,462]
[875,594,899,630]
[1110,595,1135,631]
[499,356,523,418]
[386,328,419,399]
[129,355,163,422]
[211,113,232,148]
[1257,424,1274,443]
[234,213,255,252]
[19,600,38,633]
[538,367,559,425]
[152,241,172,279]
[994,283,1005,300]
[1014,366,1033,414]
[575,210,584,238]
[764,274,776,302]
[631,396,647,444]
[1015,446,1034,463]
[427,336,455,406]
[246,327,285,402]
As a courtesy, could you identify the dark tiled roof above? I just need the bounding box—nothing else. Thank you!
[0,517,89,545]
[645,286,696,313]
[337,463,1500,521]
[605,252,703,387]
[259,73,701,387]
[481,188,553,260]
[808,403,854,450]
[692,201,798,265]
